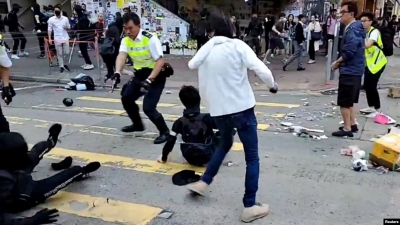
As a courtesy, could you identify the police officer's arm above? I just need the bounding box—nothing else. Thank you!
[158,119,181,163]
[147,35,165,81]
[365,29,378,48]
[115,39,128,74]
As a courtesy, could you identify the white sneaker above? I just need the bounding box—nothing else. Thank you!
[78,50,81,54]
[308,60,316,64]
[264,60,271,64]
[366,111,381,118]
[11,55,20,59]
[360,107,376,114]
[22,51,29,56]
[80,64,87,68]
[83,64,94,70]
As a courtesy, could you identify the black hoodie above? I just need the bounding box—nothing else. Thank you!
[247,17,263,37]
[74,5,93,41]
[32,4,48,32]
[5,5,20,32]
[0,132,35,225]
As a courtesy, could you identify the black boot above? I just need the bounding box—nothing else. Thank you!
[48,123,62,149]
[121,123,145,133]
[151,115,170,144]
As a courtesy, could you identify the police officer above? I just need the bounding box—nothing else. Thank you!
[0,35,16,133]
[112,12,172,144]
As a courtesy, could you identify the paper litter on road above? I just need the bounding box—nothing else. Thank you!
[340,146,361,156]
[352,159,368,172]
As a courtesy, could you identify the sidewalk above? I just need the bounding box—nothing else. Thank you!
[9,43,400,91]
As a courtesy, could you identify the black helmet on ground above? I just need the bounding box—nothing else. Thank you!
[62,98,73,107]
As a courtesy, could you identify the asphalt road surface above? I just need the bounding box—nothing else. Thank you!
[3,81,400,225]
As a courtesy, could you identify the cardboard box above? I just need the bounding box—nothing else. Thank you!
[370,133,400,170]
[388,87,400,98]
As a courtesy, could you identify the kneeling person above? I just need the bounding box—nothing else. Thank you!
[158,86,217,167]
[0,124,100,225]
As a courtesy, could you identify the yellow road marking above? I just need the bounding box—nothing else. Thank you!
[41,191,162,225]
[43,146,205,175]
[8,116,245,151]
[77,96,299,109]
[30,105,271,131]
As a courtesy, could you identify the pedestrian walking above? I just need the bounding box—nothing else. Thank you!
[308,15,322,64]
[32,3,49,59]
[5,4,27,60]
[263,16,273,52]
[359,12,387,117]
[101,26,120,81]
[325,9,337,57]
[263,13,287,64]
[111,12,173,144]
[283,14,306,71]
[332,1,365,137]
[74,5,94,70]
[48,5,71,73]
[186,11,278,223]
[246,14,263,56]
[195,10,208,50]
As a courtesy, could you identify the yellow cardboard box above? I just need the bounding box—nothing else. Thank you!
[388,87,400,98]
[370,133,400,170]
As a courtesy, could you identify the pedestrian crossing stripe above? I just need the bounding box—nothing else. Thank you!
[31,104,271,131]
[8,116,244,151]
[39,146,206,175]
[40,191,162,225]
[76,96,300,108]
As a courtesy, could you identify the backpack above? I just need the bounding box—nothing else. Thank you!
[373,27,393,56]
[180,114,209,144]
[100,37,115,56]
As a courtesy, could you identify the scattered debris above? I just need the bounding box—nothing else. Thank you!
[373,113,396,125]
[340,146,361,156]
[280,122,293,127]
[303,102,310,106]
[352,159,368,172]
[223,161,235,167]
[376,166,389,175]
[331,101,337,106]
[156,210,174,219]
[165,90,172,94]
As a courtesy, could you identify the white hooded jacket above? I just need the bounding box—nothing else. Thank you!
[188,36,275,117]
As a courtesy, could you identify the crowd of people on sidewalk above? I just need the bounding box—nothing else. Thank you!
[0,3,103,72]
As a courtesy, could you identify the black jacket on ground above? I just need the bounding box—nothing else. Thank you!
[294,22,305,43]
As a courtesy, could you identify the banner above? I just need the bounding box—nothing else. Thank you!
[117,0,124,8]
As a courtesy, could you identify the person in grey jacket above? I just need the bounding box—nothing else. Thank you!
[331,1,365,138]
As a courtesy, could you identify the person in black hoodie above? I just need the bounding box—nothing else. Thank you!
[195,10,208,51]
[74,5,94,70]
[157,85,218,167]
[32,3,48,59]
[5,4,27,59]
[246,14,263,56]
[101,26,120,82]
[263,16,274,53]
[0,124,101,225]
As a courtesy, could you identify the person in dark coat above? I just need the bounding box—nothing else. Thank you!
[32,3,48,58]
[101,26,121,81]
[0,124,101,225]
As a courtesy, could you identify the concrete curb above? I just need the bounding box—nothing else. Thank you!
[11,75,71,85]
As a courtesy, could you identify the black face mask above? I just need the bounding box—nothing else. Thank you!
[55,10,61,16]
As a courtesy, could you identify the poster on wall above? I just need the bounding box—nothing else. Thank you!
[284,1,301,17]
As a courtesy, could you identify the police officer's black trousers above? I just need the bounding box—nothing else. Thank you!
[121,77,169,134]
[0,104,10,133]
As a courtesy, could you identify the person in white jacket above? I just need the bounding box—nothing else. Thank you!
[186,11,278,223]
[308,15,322,64]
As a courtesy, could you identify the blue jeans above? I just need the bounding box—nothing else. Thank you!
[201,107,259,207]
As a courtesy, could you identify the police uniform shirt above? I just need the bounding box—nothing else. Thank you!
[0,35,12,68]
[119,29,164,61]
